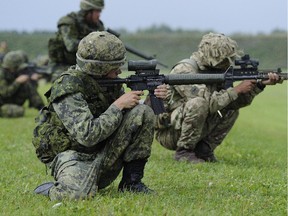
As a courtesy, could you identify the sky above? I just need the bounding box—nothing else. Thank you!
[0,0,287,34]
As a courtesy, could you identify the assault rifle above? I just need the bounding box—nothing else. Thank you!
[17,63,51,80]
[107,28,168,68]
[97,55,287,114]
[205,54,287,89]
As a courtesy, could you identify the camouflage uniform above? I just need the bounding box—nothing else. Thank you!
[0,41,9,65]
[33,31,155,201]
[0,51,44,117]
[48,0,105,82]
[155,33,265,162]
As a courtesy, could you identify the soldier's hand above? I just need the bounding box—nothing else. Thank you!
[261,72,281,85]
[15,74,29,84]
[30,73,42,81]
[234,80,256,94]
[113,91,144,110]
[154,84,168,99]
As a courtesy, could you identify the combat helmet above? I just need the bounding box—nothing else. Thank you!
[191,32,242,70]
[80,0,104,11]
[76,31,126,76]
[2,50,28,71]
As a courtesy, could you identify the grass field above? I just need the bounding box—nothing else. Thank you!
[0,81,287,216]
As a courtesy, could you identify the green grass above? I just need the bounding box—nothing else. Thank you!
[0,82,287,216]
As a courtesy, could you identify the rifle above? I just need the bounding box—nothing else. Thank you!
[97,56,287,115]
[206,54,287,88]
[106,28,168,68]
[17,63,51,80]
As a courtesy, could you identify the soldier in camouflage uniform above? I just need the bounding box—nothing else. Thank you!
[48,0,105,82]
[33,31,167,201]
[0,41,9,64]
[155,32,281,163]
[0,50,44,117]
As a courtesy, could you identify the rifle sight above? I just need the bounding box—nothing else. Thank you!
[128,59,158,71]
[235,54,259,69]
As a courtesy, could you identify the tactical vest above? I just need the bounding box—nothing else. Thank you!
[48,12,105,65]
[32,68,122,164]
[165,59,200,111]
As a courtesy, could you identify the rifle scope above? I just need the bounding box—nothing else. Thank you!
[128,59,158,71]
[235,54,259,68]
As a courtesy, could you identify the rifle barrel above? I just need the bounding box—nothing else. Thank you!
[107,28,168,68]
[229,72,288,81]
[164,73,225,85]
[125,44,168,68]
[278,73,288,80]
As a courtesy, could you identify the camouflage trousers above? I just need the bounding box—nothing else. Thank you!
[0,104,25,117]
[48,104,155,201]
[156,97,239,151]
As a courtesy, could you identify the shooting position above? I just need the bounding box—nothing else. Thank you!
[154,32,285,163]
[0,50,45,117]
[97,56,286,115]
[32,31,167,201]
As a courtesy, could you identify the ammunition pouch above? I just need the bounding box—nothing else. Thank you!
[32,106,72,164]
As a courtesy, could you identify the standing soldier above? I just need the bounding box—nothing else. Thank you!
[48,0,105,82]
[0,50,44,117]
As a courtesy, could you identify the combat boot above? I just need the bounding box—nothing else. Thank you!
[34,182,54,197]
[118,159,154,194]
[194,141,218,162]
[174,147,205,163]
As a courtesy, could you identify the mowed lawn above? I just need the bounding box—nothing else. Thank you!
[0,81,287,216]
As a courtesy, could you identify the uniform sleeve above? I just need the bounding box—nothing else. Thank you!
[168,62,264,114]
[27,83,45,110]
[208,88,239,113]
[59,25,80,53]
[225,85,263,110]
[0,79,21,98]
[52,92,123,147]
[169,63,239,114]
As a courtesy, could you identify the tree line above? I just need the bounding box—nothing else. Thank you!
[0,28,286,69]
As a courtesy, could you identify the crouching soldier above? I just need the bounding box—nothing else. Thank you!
[32,31,167,201]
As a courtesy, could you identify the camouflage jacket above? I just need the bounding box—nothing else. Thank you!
[49,11,105,65]
[0,68,44,108]
[33,67,124,163]
[165,58,264,114]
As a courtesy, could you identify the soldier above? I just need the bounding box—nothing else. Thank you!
[14,50,44,85]
[0,50,45,117]
[33,31,167,201]
[155,32,281,163]
[48,0,105,82]
[0,41,9,64]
